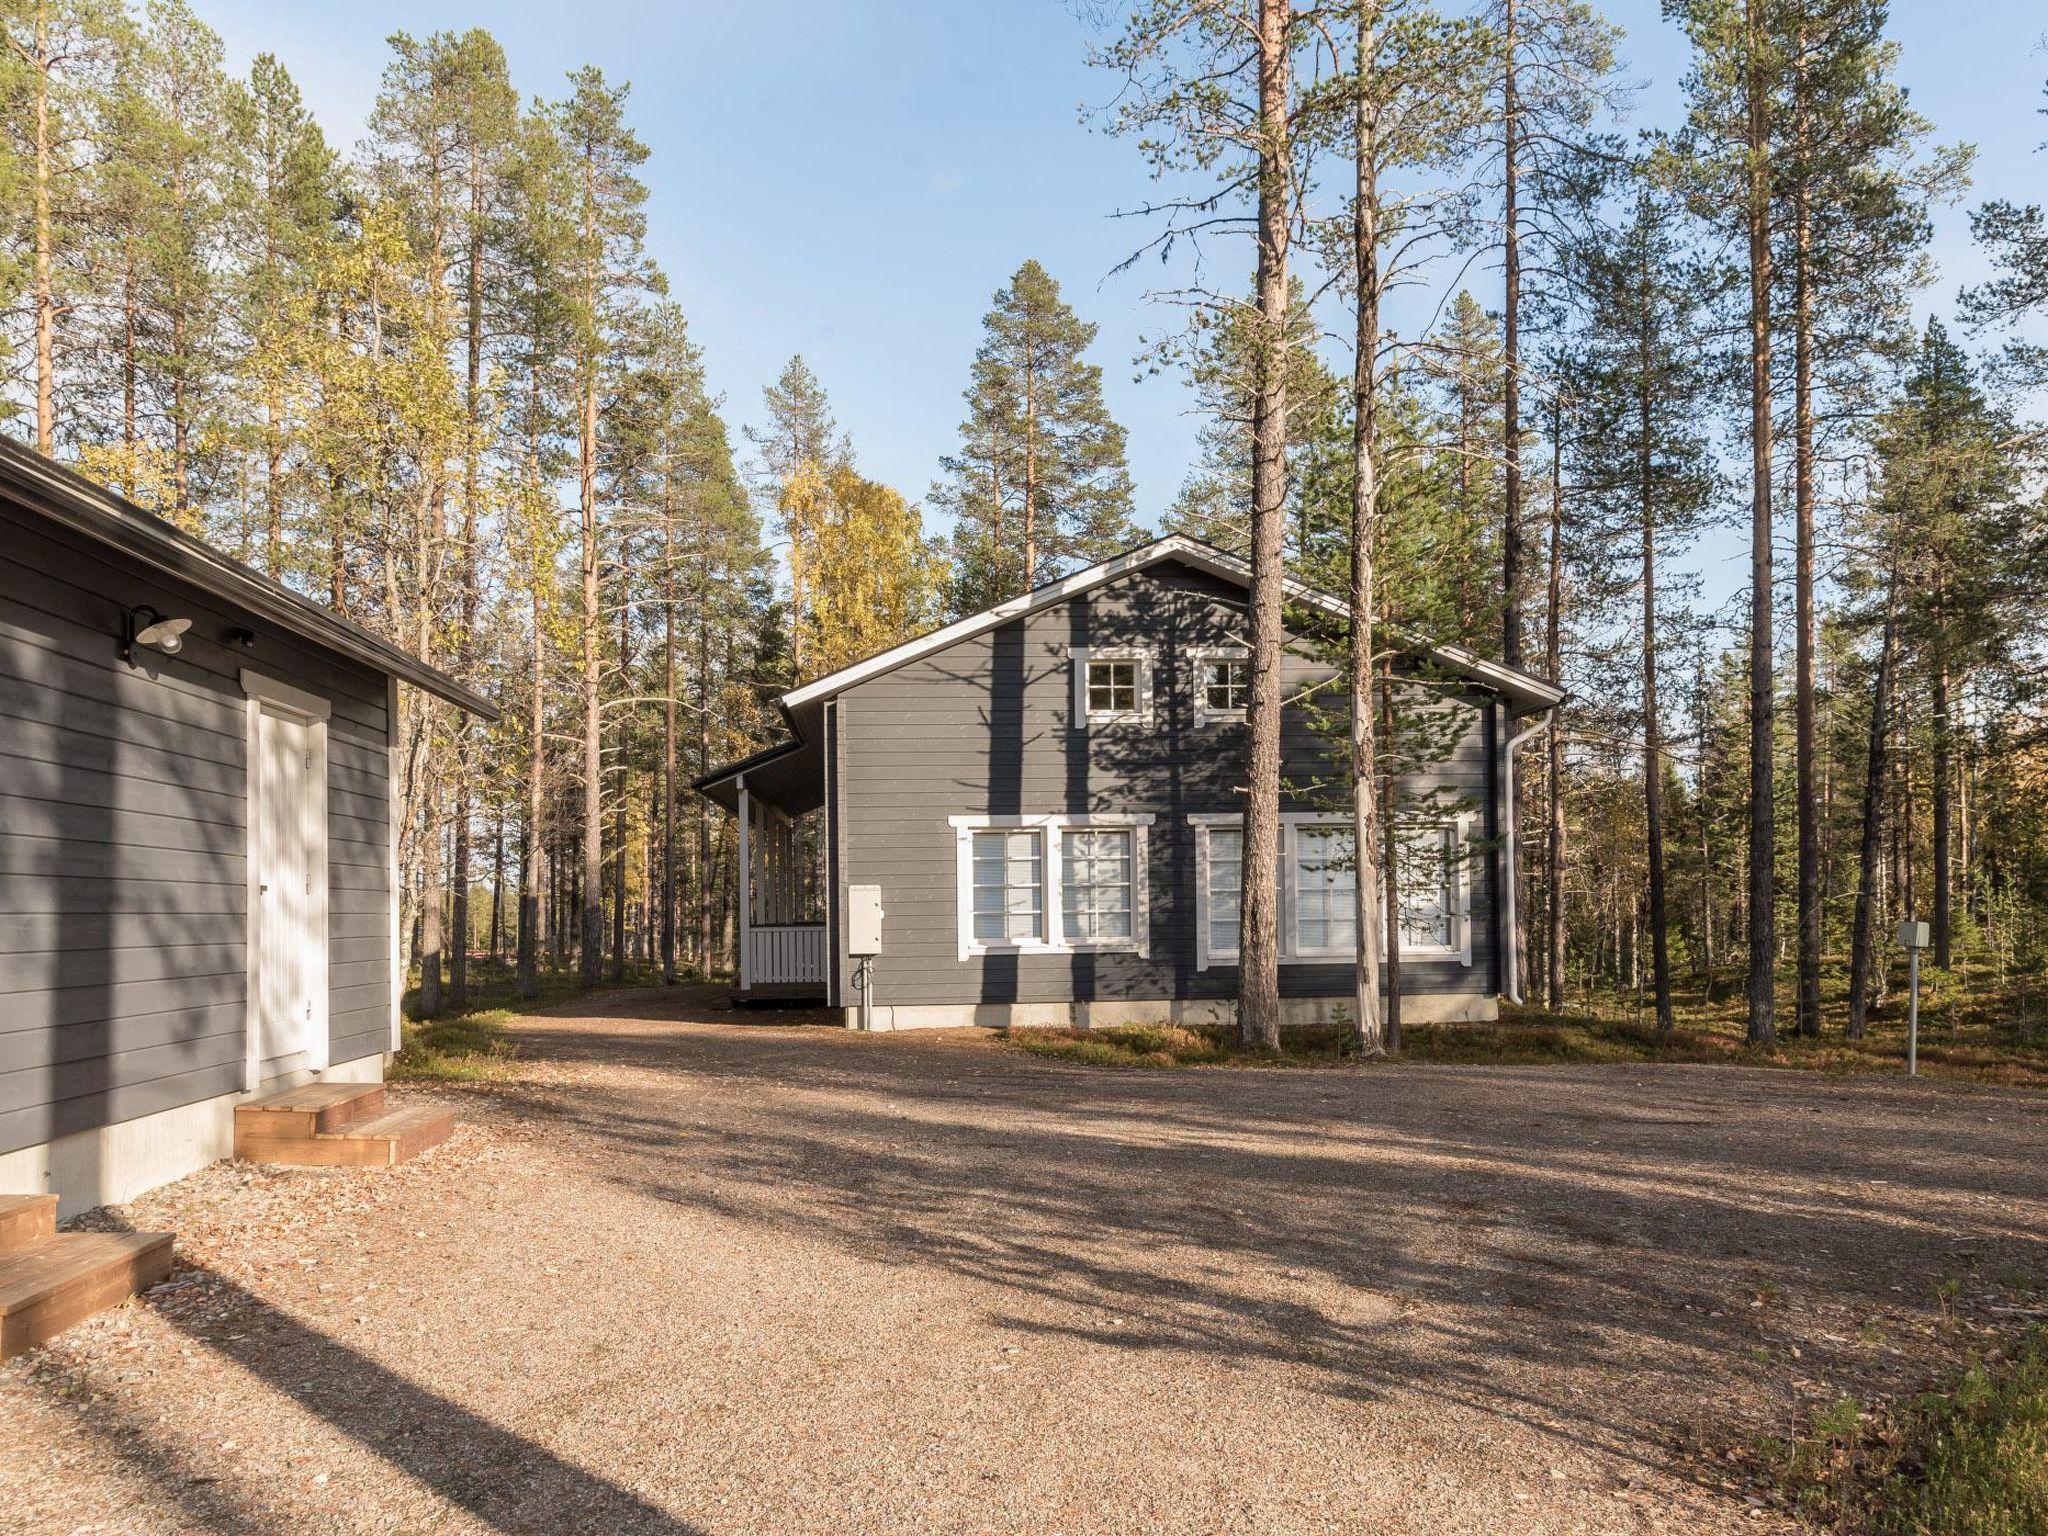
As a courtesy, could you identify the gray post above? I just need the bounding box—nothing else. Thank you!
[1907,945,1920,1078]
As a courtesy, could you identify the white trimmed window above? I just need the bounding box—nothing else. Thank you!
[1394,822,1469,960]
[1191,812,1474,968]
[1063,828,1135,942]
[1068,647,1153,723]
[1289,824,1357,958]
[1192,648,1251,724]
[951,814,1153,958]
[1201,824,1242,966]
[969,827,1045,947]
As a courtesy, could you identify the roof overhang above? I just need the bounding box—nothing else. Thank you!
[0,436,498,719]
[691,737,823,816]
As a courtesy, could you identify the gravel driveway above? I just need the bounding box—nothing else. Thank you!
[5,986,2045,1536]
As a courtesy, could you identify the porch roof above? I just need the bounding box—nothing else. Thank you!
[691,736,823,817]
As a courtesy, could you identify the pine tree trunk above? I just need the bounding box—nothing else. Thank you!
[1639,350,1674,1034]
[1847,540,1902,1039]
[1500,0,1523,670]
[1742,0,1778,1047]
[1347,6,1387,1054]
[1022,336,1039,590]
[1236,0,1294,1053]
[1932,648,1953,969]
[1544,400,1566,1010]
[662,490,679,985]
[519,520,545,999]
[31,15,56,454]
[1381,669,1403,1050]
[1792,33,1821,1037]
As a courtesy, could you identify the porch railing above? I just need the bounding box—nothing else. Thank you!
[748,922,826,988]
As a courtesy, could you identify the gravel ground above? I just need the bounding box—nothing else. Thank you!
[4,987,2046,1536]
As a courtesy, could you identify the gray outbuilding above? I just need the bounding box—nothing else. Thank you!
[0,439,493,1213]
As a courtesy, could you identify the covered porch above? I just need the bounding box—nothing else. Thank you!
[693,737,829,1004]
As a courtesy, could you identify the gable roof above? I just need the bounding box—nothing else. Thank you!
[0,435,497,718]
[697,534,1563,812]
[780,533,1563,719]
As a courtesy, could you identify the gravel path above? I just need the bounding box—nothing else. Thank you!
[5,986,2046,1536]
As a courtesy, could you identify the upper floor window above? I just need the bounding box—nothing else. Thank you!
[1089,659,1139,714]
[1069,647,1152,723]
[1193,648,1251,724]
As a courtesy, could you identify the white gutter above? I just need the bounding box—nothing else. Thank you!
[1499,706,1556,1006]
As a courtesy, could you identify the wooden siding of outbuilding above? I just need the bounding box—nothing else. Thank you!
[833,558,1498,1011]
[0,500,391,1157]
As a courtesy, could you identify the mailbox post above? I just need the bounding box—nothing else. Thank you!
[1897,920,1930,1077]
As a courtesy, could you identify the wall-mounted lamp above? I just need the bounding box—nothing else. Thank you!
[122,605,192,665]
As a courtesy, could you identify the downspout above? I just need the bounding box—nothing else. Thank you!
[1500,705,1555,1006]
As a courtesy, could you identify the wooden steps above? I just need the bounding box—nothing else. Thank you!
[234,1082,454,1168]
[0,1195,174,1361]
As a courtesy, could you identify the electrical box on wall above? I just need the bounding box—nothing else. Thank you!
[848,884,884,956]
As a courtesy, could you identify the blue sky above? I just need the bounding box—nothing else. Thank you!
[202,0,2045,596]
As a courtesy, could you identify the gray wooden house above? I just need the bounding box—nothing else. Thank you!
[697,535,1561,1030]
[0,439,493,1214]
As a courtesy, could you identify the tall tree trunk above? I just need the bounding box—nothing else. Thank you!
[1381,669,1403,1050]
[1847,533,1903,1039]
[1638,350,1673,1035]
[1791,30,1821,1037]
[1236,0,1294,1053]
[1742,0,1778,1047]
[662,479,679,985]
[1932,644,1953,969]
[579,366,604,989]
[490,806,506,964]
[1500,0,1523,670]
[1544,395,1566,1010]
[1022,337,1039,590]
[451,145,489,1014]
[1347,4,1387,1054]
[30,10,55,454]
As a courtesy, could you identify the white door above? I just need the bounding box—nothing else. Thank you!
[252,705,322,1078]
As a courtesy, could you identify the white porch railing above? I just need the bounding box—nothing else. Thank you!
[748,923,826,988]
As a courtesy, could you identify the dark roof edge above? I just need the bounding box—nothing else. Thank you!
[691,737,805,792]
[0,436,498,719]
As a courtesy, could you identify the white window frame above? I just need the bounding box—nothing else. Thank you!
[1390,814,1475,964]
[1284,820,1359,961]
[949,813,1153,960]
[1189,811,1474,968]
[1068,646,1154,725]
[1191,814,1243,971]
[1190,647,1251,725]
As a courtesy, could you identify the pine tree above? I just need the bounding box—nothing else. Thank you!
[748,353,847,675]
[933,259,1136,610]
[558,64,658,990]
[1566,179,1717,1034]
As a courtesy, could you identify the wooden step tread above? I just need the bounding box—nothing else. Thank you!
[235,1102,455,1168]
[236,1081,387,1138]
[0,1232,174,1360]
[0,1195,57,1253]
[0,1233,174,1314]
[241,1081,383,1112]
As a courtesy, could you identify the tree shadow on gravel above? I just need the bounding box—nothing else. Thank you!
[30,1251,707,1536]
[503,1010,2048,1499]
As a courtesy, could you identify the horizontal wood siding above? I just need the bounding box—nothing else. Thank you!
[837,558,1497,1011]
[0,497,392,1156]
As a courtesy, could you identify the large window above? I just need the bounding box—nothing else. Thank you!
[970,828,1044,946]
[1063,829,1134,942]
[951,815,1152,958]
[1394,824,1463,957]
[1204,825,1242,963]
[1192,814,1472,968]
[1290,825,1357,956]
